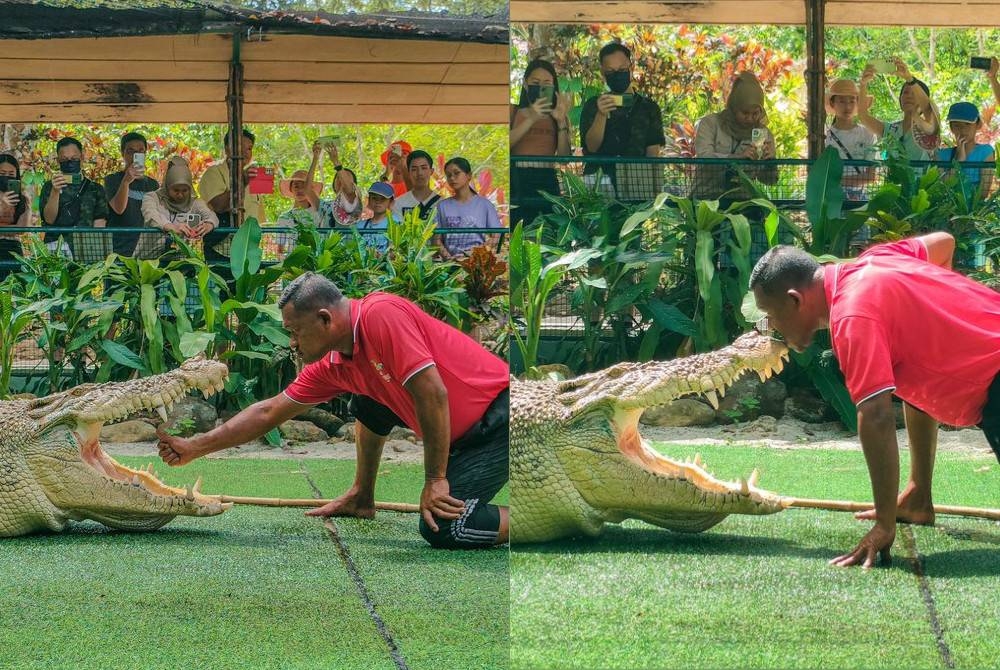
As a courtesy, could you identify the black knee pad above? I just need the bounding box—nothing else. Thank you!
[418,498,501,549]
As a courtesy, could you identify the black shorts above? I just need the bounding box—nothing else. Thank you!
[349,390,509,502]
[979,373,1000,462]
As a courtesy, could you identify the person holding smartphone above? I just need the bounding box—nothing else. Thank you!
[510,58,572,225]
[105,131,159,257]
[137,156,217,259]
[40,136,108,261]
[980,57,1000,110]
[858,57,941,161]
[936,102,995,200]
[579,42,665,185]
[0,153,30,279]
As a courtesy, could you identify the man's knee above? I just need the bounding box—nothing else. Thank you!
[418,498,501,549]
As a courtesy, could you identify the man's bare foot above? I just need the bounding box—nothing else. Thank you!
[304,496,376,519]
[855,484,935,525]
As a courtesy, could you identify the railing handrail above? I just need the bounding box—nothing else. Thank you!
[511,154,999,168]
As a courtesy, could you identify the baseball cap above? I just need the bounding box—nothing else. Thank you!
[946,101,980,124]
[367,181,395,199]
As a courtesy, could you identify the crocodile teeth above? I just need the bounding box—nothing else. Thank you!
[131,475,141,487]
[704,390,719,410]
[693,453,703,467]
[717,384,726,398]
[774,358,784,373]
[757,370,767,382]
[146,463,154,474]
[155,405,169,423]
[749,468,760,487]
[185,484,195,501]
[739,478,750,496]
[192,476,202,495]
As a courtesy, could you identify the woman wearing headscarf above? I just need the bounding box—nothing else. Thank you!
[137,156,218,259]
[693,72,778,198]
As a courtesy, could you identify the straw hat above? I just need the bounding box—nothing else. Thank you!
[825,79,860,113]
[279,169,323,198]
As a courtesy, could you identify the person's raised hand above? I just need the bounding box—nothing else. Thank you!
[989,57,999,82]
[552,92,571,123]
[527,96,553,121]
[596,94,618,117]
[51,172,69,192]
[830,523,895,569]
[860,65,876,85]
[304,486,376,519]
[893,57,913,81]
[325,144,340,165]
[0,191,19,208]
[420,477,464,533]
[156,427,200,467]
[312,141,323,159]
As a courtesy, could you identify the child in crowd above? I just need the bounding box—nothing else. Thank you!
[859,57,941,160]
[435,157,501,259]
[937,101,995,200]
[355,181,396,254]
[825,78,878,200]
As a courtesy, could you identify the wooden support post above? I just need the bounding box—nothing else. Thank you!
[805,0,826,160]
[227,30,245,226]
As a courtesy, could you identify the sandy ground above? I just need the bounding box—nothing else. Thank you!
[105,416,994,463]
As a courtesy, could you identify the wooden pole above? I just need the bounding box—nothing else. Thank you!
[217,495,420,514]
[805,0,827,160]
[227,29,245,226]
[784,497,1000,522]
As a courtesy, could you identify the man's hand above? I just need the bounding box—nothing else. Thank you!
[595,94,618,117]
[420,477,465,533]
[830,523,896,569]
[51,173,69,192]
[304,486,376,519]
[156,427,202,466]
[124,163,144,185]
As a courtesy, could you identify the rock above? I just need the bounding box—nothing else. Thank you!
[641,399,716,427]
[534,364,573,381]
[279,420,329,443]
[785,392,830,424]
[164,396,218,436]
[339,422,357,443]
[736,415,778,435]
[101,419,158,443]
[715,376,786,424]
[388,426,418,443]
[299,407,345,437]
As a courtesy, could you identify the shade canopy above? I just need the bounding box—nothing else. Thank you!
[0,1,510,124]
[511,0,1000,27]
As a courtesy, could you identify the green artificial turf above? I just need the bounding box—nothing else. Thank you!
[511,443,1000,670]
[0,458,509,670]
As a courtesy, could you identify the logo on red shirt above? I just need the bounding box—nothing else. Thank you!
[370,359,393,383]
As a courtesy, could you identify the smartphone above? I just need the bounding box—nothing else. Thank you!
[971,56,993,70]
[70,173,82,185]
[870,58,896,74]
[538,84,555,103]
[751,128,766,147]
[7,179,20,195]
[391,144,403,157]
[316,135,340,148]
[133,152,145,167]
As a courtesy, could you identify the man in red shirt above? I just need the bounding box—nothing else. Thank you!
[157,272,509,549]
[751,232,1000,568]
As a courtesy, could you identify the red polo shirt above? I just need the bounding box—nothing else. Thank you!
[824,238,1000,426]
[284,292,509,441]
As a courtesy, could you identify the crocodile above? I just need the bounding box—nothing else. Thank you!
[511,331,791,543]
[0,357,231,537]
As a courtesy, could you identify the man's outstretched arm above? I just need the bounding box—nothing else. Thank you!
[919,231,955,270]
[158,392,309,466]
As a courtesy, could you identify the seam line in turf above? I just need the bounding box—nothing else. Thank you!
[299,462,410,670]
[901,525,954,669]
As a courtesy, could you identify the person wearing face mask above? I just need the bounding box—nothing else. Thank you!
[859,58,941,161]
[137,156,218,259]
[936,102,995,201]
[40,136,109,261]
[510,58,572,225]
[579,42,665,185]
[0,153,30,279]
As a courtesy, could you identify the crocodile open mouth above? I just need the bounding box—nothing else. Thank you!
[64,367,231,514]
[610,349,791,501]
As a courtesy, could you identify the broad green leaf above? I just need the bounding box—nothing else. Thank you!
[230,217,263,281]
[805,147,845,231]
[179,331,216,359]
[647,299,697,337]
[101,339,149,374]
